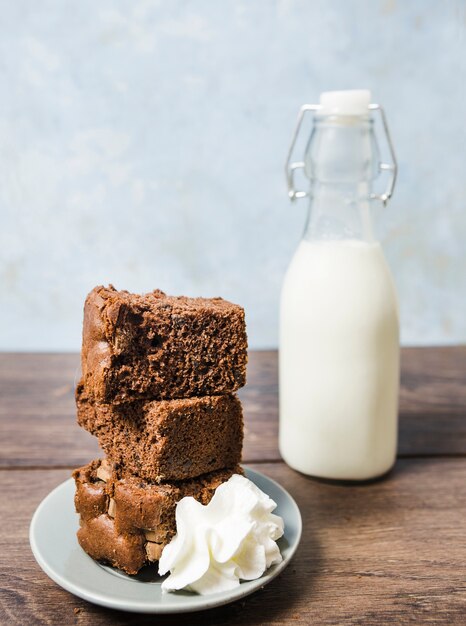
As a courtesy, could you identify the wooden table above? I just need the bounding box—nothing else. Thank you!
[1,348,465,625]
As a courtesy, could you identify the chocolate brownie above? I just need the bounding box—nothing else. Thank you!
[73,459,241,575]
[76,383,243,482]
[81,285,247,404]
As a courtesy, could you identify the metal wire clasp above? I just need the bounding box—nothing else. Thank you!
[368,104,397,206]
[285,103,398,206]
[285,104,321,201]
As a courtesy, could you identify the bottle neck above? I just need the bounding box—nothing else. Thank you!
[303,181,376,242]
[302,115,379,243]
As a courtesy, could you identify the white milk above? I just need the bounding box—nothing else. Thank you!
[279,239,399,480]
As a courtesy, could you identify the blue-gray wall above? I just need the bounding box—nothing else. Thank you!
[1,0,465,350]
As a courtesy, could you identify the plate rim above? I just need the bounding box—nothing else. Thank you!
[30,466,302,614]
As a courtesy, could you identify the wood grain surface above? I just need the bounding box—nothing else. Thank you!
[0,348,465,625]
[1,460,465,626]
[1,347,465,468]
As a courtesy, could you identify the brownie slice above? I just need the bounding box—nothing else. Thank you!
[73,459,241,575]
[76,383,243,482]
[81,285,247,404]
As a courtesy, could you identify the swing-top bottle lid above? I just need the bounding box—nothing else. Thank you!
[319,90,371,116]
[286,89,397,204]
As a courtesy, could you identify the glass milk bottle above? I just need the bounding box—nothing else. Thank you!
[279,90,399,480]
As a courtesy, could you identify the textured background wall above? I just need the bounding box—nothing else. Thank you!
[1,0,465,350]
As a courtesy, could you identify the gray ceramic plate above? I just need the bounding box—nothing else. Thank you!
[30,467,302,614]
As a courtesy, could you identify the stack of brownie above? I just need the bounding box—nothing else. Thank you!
[72,285,247,574]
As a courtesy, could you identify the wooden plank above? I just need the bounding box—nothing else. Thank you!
[398,346,466,455]
[1,459,465,625]
[0,353,99,467]
[1,348,465,468]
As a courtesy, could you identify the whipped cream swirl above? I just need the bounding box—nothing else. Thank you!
[158,474,284,595]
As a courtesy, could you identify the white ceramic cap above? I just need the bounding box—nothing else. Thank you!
[319,90,371,115]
